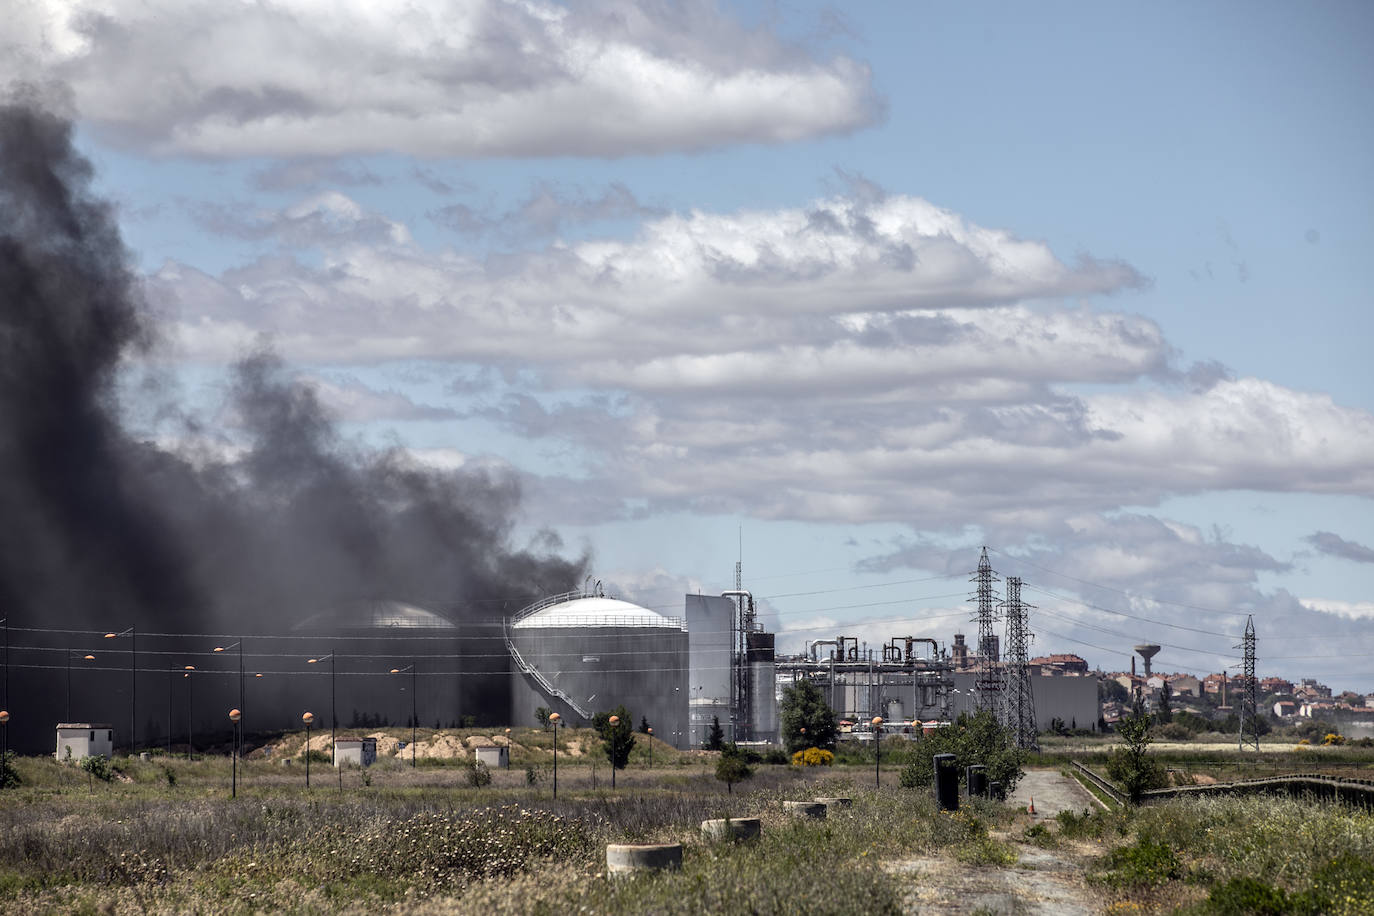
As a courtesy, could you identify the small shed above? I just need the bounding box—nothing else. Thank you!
[334,737,377,768]
[474,745,509,769]
[56,723,114,762]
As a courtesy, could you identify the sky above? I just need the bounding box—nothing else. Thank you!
[6,0,1373,691]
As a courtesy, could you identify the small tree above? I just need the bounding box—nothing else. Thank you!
[779,679,838,755]
[706,715,725,751]
[1107,707,1167,803]
[1157,682,1173,724]
[0,751,20,789]
[639,716,651,734]
[595,705,636,771]
[534,706,551,729]
[715,743,753,794]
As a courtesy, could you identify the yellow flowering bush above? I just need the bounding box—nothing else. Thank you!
[1322,732,1345,746]
[791,747,834,767]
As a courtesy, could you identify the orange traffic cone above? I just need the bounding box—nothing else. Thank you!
[1027,797,1036,815]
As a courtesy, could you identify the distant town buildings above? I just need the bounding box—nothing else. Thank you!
[1029,653,1090,676]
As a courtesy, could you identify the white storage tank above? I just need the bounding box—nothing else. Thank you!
[508,589,688,747]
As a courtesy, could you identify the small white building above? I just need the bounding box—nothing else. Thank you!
[56,723,114,762]
[334,737,377,768]
[474,745,509,769]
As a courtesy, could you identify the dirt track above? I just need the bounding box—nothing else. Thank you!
[888,769,1101,915]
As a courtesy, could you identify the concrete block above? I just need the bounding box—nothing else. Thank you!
[782,801,827,819]
[701,817,762,842]
[606,843,683,876]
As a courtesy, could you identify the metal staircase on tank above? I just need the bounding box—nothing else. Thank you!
[504,602,592,721]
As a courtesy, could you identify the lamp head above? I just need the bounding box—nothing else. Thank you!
[302,711,315,725]
[229,708,242,722]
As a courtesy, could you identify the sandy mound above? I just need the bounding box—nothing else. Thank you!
[415,733,470,759]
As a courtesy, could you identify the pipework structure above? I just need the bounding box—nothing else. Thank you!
[1001,577,1038,751]
[970,547,1003,717]
[1237,615,1259,752]
[776,634,953,726]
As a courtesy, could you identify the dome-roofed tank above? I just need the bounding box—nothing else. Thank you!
[508,584,688,747]
[295,598,458,633]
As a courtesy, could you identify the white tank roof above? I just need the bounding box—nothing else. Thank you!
[511,595,683,630]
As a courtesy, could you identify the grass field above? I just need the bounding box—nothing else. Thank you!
[1,729,1372,914]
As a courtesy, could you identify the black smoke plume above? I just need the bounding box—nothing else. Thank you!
[1,98,586,749]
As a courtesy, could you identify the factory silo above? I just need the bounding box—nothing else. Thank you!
[508,589,689,747]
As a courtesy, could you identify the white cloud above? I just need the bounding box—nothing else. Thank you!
[1300,598,1374,621]
[143,188,1374,531]
[301,374,457,423]
[8,0,880,157]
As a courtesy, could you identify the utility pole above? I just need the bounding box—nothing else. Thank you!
[1237,615,1259,752]
[970,547,1003,718]
[1001,577,1038,751]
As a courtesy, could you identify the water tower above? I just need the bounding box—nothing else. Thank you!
[1133,644,1161,678]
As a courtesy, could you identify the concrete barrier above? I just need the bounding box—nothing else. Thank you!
[814,796,852,809]
[701,817,762,842]
[783,801,827,819]
[606,843,683,876]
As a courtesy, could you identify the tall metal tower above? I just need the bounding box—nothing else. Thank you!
[1001,577,1038,750]
[1236,615,1259,752]
[969,547,1003,717]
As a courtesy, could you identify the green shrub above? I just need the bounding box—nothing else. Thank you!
[467,761,492,787]
[1091,838,1183,888]
[897,760,928,789]
[79,755,113,783]
[1292,853,1374,916]
[899,710,1025,794]
[1203,876,1292,915]
[0,751,20,789]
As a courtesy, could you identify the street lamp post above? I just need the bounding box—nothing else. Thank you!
[548,712,561,798]
[184,667,196,760]
[302,711,315,788]
[871,716,884,788]
[389,662,416,767]
[65,651,95,722]
[228,708,241,798]
[104,628,136,754]
[647,727,653,769]
[608,715,620,789]
[0,710,9,786]
[167,665,174,755]
[215,641,245,773]
[307,652,336,783]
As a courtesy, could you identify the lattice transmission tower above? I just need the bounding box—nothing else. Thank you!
[969,547,1003,717]
[1236,615,1260,752]
[1002,577,1038,751]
